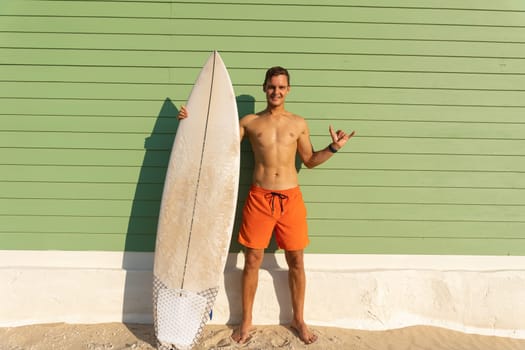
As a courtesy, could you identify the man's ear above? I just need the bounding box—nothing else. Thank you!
[262,84,267,92]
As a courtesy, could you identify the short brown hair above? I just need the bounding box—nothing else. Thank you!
[263,66,290,87]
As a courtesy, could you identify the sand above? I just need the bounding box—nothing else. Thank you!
[1,323,525,350]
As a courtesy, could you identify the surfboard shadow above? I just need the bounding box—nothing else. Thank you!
[121,97,180,346]
[224,94,301,326]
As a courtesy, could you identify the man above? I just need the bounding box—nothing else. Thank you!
[178,66,355,344]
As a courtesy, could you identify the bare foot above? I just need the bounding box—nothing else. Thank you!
[290,320,318,344]
[231,323,254,344]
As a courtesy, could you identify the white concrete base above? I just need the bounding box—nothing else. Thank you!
[1,251,524,339]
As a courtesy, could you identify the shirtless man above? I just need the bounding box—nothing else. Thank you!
[178,66,354,345]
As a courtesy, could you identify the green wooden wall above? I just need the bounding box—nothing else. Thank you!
[1,0,524,254]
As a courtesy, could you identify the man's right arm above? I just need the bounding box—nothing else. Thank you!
[239,114,257,143]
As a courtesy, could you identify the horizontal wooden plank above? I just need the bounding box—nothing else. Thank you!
[289,70,525,91]
[0,64,177,84]
[2,181,524,205]
[2,198,522,221]
[4,2,525,26]
[3,148,524,172]
[3,64,525,92]
[0,131,171,150]
[16,0,524,12]
[324,137,525,156]
[1,216,523,241]
[306,202,525,222]
[301,185,525,205]
[305,236,525,255]
[0,165,259,184]
[2,82,524,107]
[0,182,164,200]
[0,98,179,117]
[0,198,158,217]
[4,117,525,140]
[3,1,172,18]
[2,132,524,156]
[0,16,177,35]
[2,99,524,125]
[0,215,158,235]
[280,104,525,123]
[2,165,524,188]
[1,116,179,133]
[168,36,525,58]
[2,49,525,75]
[0,165,145,183]
[179,21,525,43]
[298,169,525,188]
[308,219,525,238]
[0,81,175,100]
[0,232,153,251]
[2,35,525,59]
[335,153,525,172]
[0,148,172,167]
[3,30,525,57]
[179,4,525,27]
[287,87,525,106]
[4,22,525,48]
[308,120,525,139]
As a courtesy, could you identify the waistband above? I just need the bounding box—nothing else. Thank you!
[249,185,301,196]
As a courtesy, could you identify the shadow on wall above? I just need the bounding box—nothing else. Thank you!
[122,98,179,341]
[121,94,299,344]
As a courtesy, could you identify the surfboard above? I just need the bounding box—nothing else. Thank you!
[152,51,240,350]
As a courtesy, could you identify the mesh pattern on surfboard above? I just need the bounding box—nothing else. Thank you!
[153,276,219,350]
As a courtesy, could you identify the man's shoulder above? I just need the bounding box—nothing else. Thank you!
[240,113,259,123]
[290,112,306,121]
[288,112,308,127]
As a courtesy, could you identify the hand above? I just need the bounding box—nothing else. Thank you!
[329,125,355,151]
[178,105,188,120]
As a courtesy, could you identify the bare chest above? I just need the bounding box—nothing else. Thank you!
[248,122,300,148]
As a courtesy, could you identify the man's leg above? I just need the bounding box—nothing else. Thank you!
[232,247,264,343]
[285,249,318,344]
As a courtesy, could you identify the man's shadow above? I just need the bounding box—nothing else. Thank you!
[224,95,303,326]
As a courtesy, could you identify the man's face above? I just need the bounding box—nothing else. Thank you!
[263,74,290,107]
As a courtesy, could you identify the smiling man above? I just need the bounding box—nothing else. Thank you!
[178,66,354,344]
[233,66,354,345]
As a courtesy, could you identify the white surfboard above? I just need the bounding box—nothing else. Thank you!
[153,51,240,350]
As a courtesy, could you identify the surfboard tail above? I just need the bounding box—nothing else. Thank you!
[153,276,219,350]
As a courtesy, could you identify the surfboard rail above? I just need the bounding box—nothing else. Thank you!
[152,51,240,349]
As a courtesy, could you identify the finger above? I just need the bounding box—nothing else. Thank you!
[178,105,188,119]
[346,130,356,139]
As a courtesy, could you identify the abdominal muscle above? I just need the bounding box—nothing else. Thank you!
[252,165,299,190]
[251,146,300,190]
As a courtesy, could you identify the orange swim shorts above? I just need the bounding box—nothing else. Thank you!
[238,185,309,251]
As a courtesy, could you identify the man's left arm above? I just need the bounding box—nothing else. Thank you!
[298,123,355,169]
